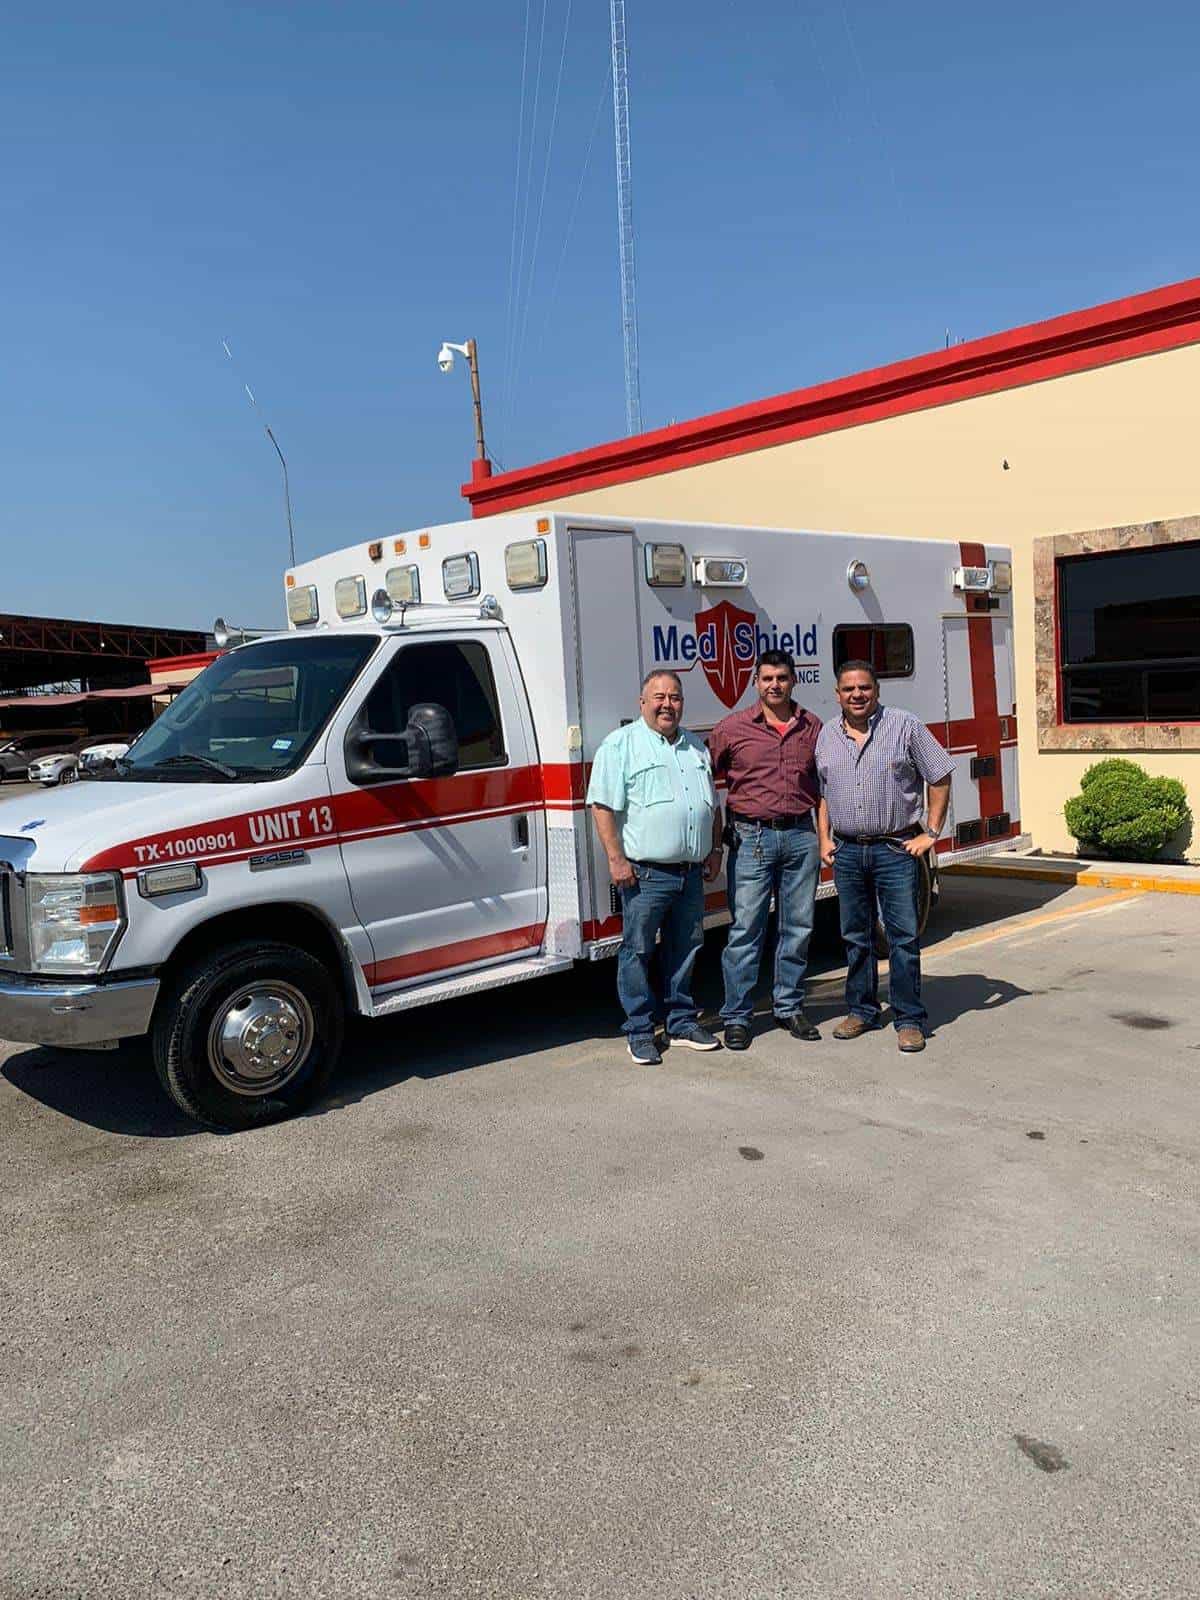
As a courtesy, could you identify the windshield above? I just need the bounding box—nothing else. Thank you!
[116,635,378,782]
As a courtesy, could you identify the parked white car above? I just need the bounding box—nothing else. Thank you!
[28,739,130,786]
[79,740,131,774]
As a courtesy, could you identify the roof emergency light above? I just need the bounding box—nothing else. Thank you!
[386,564,421,605]
[644,543,687,587]
[335,576,367,618]
[443,552,480,599]
[505,538,548,591]
[286,584,319,625]
[693,557,748,588]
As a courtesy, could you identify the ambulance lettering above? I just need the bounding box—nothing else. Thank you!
[134,831,237,863]
[652,612,820,707]
[247,806,334,845]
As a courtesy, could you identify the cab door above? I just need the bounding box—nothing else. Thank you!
[330,631,547,991]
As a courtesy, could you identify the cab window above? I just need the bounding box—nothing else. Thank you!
[364,641,506,770]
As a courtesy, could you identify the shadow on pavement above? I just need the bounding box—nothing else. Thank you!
[1,1042,197,1139]
[0,872,1061,1135]
[923,972,1033,1030]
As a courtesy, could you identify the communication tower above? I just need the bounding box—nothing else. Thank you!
[610,0,642,435]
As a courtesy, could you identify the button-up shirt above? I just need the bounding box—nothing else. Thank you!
[586,718,717,864]
[707,702,821,821]
[815,705,953,836]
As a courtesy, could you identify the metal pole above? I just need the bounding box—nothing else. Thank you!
[264,425,296,568]
[466,340,488,462]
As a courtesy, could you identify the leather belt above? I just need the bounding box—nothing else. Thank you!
[728,810,814,831]
[834,826,922,846]
[629,859,698,874]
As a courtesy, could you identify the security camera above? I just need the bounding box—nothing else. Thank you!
[437,343,455,374]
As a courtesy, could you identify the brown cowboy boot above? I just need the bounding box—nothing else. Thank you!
[832,1015,875,1041]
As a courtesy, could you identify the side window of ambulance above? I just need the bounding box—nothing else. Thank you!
[364,641,507,770]
[831,623,914,679]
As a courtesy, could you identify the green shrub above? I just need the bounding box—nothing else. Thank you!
[1063,758,1190,860]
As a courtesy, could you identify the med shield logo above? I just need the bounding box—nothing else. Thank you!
[651,606,819,709]
[696,601,757,709]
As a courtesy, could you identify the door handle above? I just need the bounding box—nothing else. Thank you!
[513,813,530,850]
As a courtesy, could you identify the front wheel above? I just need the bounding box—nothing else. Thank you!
[59,765,79,784]
[152,940,344,1130]
[873,853,935,957]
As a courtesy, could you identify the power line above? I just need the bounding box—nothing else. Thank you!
[510,0,575,418]
[501,0,536,460]
[504,0,552,439]
[533,61,612,367]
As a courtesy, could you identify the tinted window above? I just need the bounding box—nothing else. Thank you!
[1058,543,1200,722]
[364,641,505,769]
[832,624,914,679]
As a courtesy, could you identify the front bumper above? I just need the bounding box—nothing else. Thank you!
[0,973,160,1050]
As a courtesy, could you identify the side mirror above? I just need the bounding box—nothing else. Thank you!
[345,702,459,786]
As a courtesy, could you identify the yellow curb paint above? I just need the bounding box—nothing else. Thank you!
[921,888,1143,963]
[941,861,1200,896]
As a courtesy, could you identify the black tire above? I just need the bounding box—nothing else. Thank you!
[60,766,79,784]
[873,853,935,958]
[151,940,344,1130]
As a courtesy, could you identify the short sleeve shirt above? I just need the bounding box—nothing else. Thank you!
[815,705,953,836]
[586,719,717,864]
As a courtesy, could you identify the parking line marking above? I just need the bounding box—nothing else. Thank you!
[922,888,1142,964]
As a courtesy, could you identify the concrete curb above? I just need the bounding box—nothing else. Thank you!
[941,860,1200,895]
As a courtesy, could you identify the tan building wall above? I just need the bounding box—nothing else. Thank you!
[521,343,1200,857]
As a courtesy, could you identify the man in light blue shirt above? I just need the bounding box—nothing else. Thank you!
[587,669,724,1064]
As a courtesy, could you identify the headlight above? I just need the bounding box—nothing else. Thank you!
[26,872,126,974]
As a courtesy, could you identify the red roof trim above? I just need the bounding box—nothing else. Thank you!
[148,651,218,675]
[463,276,1200,517]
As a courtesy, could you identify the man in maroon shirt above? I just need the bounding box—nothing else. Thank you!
[708,649,823,1050]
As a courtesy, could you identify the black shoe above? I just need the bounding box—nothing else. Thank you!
[776,1011,821,1041]
[724,1022,753,1051]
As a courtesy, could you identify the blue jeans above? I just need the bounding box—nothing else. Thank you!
[617,863,705,1037]
[832,839,926,1032]
[720,818,820,1025]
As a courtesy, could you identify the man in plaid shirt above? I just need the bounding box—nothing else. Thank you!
[816,660,952,1053]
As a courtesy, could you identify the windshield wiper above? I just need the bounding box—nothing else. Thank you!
[141,752,241,780]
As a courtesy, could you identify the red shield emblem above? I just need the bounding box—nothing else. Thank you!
[696,601,757,709]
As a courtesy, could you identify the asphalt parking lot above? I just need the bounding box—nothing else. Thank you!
[2,874,1198,1599]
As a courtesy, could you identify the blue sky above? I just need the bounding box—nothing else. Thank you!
[3,0,1198,630]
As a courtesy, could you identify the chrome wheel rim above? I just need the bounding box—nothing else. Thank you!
[206,981,314,1097]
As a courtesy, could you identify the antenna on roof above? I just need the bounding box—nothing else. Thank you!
[221,340,297,567]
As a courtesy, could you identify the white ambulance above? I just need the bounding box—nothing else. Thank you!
[0,514,1022,1128]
